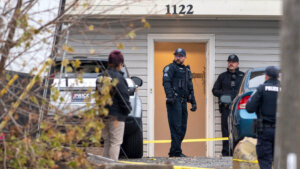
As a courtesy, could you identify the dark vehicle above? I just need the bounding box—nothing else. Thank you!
[228,67,280,154]
[48,56,144,158]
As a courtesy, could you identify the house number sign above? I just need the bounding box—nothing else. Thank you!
[166,4,194,15]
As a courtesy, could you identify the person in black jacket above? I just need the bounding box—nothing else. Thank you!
[97,50,132,161]
[212,54,244,156]
[246,66,280,169]
[163,48,197,157]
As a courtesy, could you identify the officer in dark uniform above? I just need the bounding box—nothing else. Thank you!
[246,66,280,169]
[163,48,197,157]
[212,54,244,156]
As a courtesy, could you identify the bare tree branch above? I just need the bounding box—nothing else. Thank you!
[0,0,23,75]
[20,0,37,15]
[0,0,78,76]
[7,0,79,59]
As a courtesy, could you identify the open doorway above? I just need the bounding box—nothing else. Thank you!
[154,42,206,157]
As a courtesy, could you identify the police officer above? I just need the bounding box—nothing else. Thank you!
[163,48,197,157]
[246,66,280,169]
[212,54,244,156]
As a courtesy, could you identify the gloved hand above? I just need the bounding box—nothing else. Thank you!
[166,97,175,104]
[190,103,197,112]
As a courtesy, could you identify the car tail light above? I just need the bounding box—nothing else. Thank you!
[238,95,250,109]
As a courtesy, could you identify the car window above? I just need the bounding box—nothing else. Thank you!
[53,60,107,76]
[248,70,281,89]
[248,71,265,89]
[238,70,248,94]
[52,60,131,79]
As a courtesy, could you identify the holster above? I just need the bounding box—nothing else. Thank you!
[253,118,264,136]
[219,103,230,109]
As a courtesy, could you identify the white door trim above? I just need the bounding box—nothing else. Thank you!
[147,34,216,157]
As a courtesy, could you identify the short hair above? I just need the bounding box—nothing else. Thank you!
[108,50,124,68]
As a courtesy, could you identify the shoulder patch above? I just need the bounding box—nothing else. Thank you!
[164,66,170,73]
[265,86,280,92]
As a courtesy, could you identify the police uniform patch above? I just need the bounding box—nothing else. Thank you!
[164,66,169,73]
[265,86,280,92]
[164,73,168,77]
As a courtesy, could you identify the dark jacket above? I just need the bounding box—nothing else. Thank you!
[246,78,280,124]
[162,61,196,104]
[212,68,244,101]
[97,68,132,121]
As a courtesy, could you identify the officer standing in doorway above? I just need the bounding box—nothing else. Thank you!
[163,48,197,157]
[246,66,280,169]
[212,54,244,156]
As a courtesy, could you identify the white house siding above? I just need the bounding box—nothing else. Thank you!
[63,19,280,156]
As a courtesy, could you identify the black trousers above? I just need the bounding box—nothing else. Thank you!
[257,127,275,169]
[220,106,230,156]
[166,97,188,156]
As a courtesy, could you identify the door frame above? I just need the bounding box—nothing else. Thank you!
[147,34,216,157]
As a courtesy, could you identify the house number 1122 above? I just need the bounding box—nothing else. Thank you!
[166,4,194,15]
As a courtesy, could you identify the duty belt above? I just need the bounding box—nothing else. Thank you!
[174,92,188,103]
[264,123,276,128]
[174,93,187,98]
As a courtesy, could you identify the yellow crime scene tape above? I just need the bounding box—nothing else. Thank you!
[119,161,150,165]
[121,137,228,169]
[174,166,213,169]
[143,137,228,144]
[119,160,213,169]
[139,137,258,166]
[232,159,258,164]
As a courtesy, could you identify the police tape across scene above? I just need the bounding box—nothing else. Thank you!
[120,158,259,167]
[119,160,213,169]
[232,159,258,164]
[143,137,228,144]
[173,166,213,169]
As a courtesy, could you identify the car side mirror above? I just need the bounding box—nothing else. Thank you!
[131,76,143,87]
[220,95,232,104]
